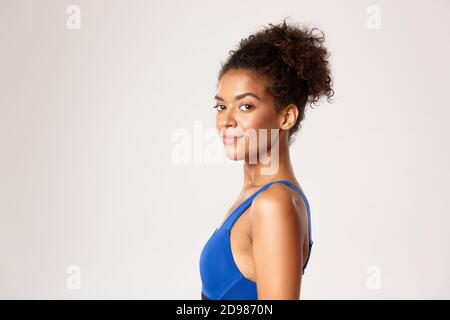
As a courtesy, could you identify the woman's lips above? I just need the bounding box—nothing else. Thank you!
[223,135,243,145]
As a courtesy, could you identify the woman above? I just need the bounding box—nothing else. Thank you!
[199,18,334,300]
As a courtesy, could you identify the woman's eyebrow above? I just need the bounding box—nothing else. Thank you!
[214,92,261,101]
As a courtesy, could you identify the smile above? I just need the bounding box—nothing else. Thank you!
[222,136,243,145]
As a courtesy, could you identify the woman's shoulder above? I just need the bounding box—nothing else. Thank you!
[248,182,307,228]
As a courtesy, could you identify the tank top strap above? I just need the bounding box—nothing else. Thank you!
[220,181,279,231]
[221,180,313,248]
[280,180,313,244]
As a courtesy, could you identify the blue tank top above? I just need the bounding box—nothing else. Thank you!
[199,180,313,300]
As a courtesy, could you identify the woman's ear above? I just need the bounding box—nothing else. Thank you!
[279,104,299,130]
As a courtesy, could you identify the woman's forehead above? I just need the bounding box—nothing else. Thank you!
[217,70,268,99]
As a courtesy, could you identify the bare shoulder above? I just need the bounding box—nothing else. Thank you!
[249,183,307,231]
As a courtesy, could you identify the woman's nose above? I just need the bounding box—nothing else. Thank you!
[219,110,237,128]
[217,113,237,136]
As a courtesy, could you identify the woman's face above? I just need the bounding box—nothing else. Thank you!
[214,69,282,161]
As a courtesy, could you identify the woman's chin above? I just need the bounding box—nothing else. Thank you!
[224,147,246,161]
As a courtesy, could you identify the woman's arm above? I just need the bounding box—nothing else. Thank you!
[249,183,307,300]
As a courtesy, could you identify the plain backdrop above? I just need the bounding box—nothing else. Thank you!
[0,0,449,299]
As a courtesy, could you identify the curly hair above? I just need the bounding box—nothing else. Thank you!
[218,18,334,143]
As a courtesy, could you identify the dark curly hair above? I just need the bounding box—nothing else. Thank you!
[218,18,334,143]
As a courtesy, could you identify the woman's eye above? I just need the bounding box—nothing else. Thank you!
[239,104,254,111]
[212,104,226,111]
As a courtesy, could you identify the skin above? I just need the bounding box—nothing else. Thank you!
[213,68,310,300]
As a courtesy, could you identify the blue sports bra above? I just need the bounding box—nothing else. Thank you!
[199,180,313,300]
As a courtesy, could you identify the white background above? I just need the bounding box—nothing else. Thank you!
[0,0,449,299]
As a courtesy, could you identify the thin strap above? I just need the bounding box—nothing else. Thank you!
[283,180,313,271]
[218,181,277,230]
[221,180,313,248]
[280,180,313,244]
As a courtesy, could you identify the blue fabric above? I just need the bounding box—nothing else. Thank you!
[199,180,313,300]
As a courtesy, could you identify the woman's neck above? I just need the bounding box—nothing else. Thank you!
[242,135,295,188]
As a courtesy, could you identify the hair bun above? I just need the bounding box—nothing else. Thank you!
[266,19,334,106]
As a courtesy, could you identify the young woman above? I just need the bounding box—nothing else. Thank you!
[199,18,334,300]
